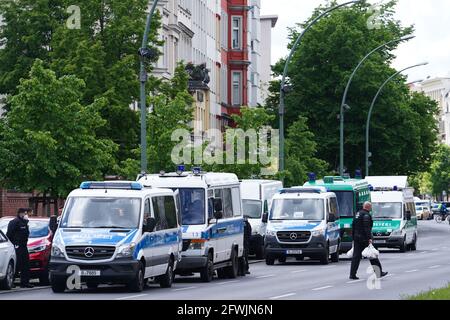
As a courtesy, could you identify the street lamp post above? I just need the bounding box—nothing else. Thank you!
[339,35,415,176]
[278,0,360,173]
[139,0,160,174]
[365,62,429,176]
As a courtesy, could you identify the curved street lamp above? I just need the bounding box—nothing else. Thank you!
[339,34,415,176]
[139,0,161,174]
[365,62,429,176]
[278,0,361,173]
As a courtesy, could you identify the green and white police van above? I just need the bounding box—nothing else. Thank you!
[369,186,418,252]
[304,172,371,254]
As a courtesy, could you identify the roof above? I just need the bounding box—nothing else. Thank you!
[273,191,334,201]
[371,191,405,203]
[68,187,172,199]
[365,176,408,190]
[305,178,370,191]
[139,172,240,188]
[260,15,278,27]
[241,180,282,186]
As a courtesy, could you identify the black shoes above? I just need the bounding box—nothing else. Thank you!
[349,276,360,280]
[379,272,388,278]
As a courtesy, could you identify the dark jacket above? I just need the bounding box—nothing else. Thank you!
[243,219,252,248]
[6,217,30,247]
[352,209,373,243]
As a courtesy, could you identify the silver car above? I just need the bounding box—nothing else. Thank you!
[0,230,16,290]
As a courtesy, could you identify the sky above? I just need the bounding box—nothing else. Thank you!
[261,0,450,82]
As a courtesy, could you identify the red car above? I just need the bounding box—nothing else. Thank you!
[0,217,54,285]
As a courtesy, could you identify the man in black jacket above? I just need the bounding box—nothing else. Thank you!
[239,217,252,276]
[6,208,33,288]
[350,202,388,280]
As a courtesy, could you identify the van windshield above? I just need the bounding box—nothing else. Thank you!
[271,199,324,221]
[334,191,354,218]
[61,197,141,229]
[243,200,262,219]
[176,188,205,225]
[372,202,402,219]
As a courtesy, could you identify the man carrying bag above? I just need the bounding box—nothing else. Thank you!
[349,202,388,280]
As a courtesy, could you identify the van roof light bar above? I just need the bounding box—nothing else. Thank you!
[280,187,328,194]
[80,181,143,191]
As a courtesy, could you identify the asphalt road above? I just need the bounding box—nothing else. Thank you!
[1,220,450,300]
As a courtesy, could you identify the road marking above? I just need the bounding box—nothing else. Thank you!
[0,286,51,295]
[256,274,275,279]
[116,294,147,300]
[172,286,197,292]
[217,280,239,285]
[269,293,296,300]
[429,265,441,269]
[321,266,335,269]
[291,269,307,274]
[405,270,418,273]
[346,279,365,284]
[421,251,428,254]
[312,285,333,291]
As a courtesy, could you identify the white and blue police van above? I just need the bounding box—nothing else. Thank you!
[138,167,244,282]
[49,181,182,293]
[265,187,341,265]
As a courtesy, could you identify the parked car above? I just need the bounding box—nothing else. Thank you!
[0,230,16,290]
[0,217,54,285]
[415,206,431,220]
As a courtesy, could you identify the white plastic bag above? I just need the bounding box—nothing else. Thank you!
[362,244,379,259]
[346,247,354,258]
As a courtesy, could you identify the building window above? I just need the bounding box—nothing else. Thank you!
[232,71,242,106]
[232,16,242,50]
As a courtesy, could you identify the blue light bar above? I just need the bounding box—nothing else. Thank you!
[280,187,326,194]
[307,172,316,183]
[80,181,143,190]
[192,167,202,175]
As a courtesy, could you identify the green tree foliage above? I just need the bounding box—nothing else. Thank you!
[267,0,438,175]
[0,60,116,197]
[429,145,450,200]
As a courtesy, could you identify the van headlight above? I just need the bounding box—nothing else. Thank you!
[116,243,136,258]
[312,228,326,237]
[188,240,206,250]
[266,230,277,237]
[391,229,404,236]
[51,244,65,258]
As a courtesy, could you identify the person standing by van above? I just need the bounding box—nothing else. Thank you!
[239,217,252,276]
[350,202,388,280]
[6,208,33,288]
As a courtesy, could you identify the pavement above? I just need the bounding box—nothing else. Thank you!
[1,220,450,300]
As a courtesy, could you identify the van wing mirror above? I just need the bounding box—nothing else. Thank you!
[262,212,268,223]
[145,217,156,232]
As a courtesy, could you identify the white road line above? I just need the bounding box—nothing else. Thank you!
[217,280,239,285]
[269,293,296,300]
[429,265,441,269]
[172,286,197,292]
[405,270,419,273]
[291,269,307,274]
[312,285,333,291]
[116,294,147,300]
[256,274,275,279]
[321,266,335,269]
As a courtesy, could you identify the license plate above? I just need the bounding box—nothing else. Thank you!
[286,250,303,255]
[374,240,386,244]
[79,270,101,276]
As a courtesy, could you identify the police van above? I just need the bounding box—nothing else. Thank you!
[264,187,341,265]
[138,168,244,282]
[366,177,418,252]
[49,181,182,293]
[241,180,283,259]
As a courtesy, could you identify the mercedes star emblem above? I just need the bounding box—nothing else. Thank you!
[84,247,95,258]
[290,233,298,240]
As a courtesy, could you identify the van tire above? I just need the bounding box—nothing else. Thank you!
[399,238,407,253]
[320,247,330,265]
[50,276,67,293]
[0,261,14,290]
[410,235,417,251]
[255,245,265,260]
[128,261,145,292]
[158,258,174,288]
[265,255,275,265]
[224,248,239,278]
[200,253,214,283]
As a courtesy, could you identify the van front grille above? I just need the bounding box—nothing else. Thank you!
[277,231,311,243]
[66,246,115,260]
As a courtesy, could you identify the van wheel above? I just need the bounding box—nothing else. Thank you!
[331,244,340,263]
[158,258,174,288]
[255,245,265,259]
[200,253,214,283]
[265,255,275,265]
[128,261,145,292]
[0,262,15,290]
[410,235,417,251]
[50,275,67,293]
[39,270,50,286]
[224,249,239,278]
[399,238,407,253]
[320,247,330,265]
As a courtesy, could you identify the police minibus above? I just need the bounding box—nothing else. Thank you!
[138,168,244,282]
[49,181,182,293]
[265,187,341,265]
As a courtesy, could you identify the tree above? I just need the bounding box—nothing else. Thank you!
[429,145,450,200]
[0,60,116,200]
[267,0,437,175]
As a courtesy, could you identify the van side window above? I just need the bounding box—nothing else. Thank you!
[232,187,242,217]
[144,199,151,222]
[223,188,234,218]
[214,189,223,214]
[330,197,339,219]
[164,196,178,229]
[152,197,168,231]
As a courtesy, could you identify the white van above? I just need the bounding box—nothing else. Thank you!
[265,187,341,265]
[241,180,283,259]
[138,169,244,282]
[49,181,182,292]
[0,230,16,290]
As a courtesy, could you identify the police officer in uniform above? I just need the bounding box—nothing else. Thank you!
[350,202,388,280]
[239,216,252,276]
[6,208,34,288]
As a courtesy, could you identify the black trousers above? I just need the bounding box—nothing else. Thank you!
[15,245,30,286]
[350,240,383,277]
